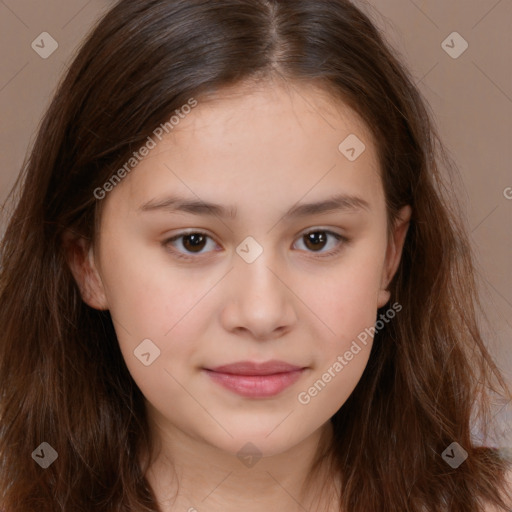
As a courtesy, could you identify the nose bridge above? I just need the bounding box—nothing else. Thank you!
[235,236,284,301]
[222,235,297,338]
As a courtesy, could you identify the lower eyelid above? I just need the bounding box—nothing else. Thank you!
[164,230,347,259]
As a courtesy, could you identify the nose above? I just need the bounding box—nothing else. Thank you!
[220,249,298,341]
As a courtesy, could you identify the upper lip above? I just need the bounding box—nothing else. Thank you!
[205,360,305,376]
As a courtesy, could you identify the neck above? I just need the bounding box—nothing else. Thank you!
[142,417,340,512]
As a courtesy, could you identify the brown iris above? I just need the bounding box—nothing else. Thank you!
[303,231,328,251]
[181,233,207,253]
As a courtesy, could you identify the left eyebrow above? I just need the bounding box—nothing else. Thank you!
[138,192,371,220]
[283,193,371,219]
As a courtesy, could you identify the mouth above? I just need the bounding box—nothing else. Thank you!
[202,360,307,398]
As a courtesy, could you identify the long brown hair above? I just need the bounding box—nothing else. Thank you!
[1,0,510,510]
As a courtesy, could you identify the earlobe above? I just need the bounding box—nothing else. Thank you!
[377,289,391,308]
[377,205,412,308]
[63,232,109,311]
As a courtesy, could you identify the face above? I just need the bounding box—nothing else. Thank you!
[71,80,410,459]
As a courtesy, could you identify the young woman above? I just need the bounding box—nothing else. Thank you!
[0,1,510,510]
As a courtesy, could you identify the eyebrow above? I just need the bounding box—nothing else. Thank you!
[139,192,370,220]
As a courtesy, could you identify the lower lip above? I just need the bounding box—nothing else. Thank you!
[203,369,305,398]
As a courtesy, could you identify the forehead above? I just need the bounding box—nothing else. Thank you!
[104,80,384,219]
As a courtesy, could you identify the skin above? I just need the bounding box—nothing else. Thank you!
[69,79,412,511]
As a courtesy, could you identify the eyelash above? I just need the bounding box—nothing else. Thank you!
[162,229,348,261]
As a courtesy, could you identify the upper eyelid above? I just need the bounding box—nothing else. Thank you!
[164,228,346,252]
[165,227,345,241]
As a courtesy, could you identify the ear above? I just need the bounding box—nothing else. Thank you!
[63,231,109,310]
[377,205,412,308]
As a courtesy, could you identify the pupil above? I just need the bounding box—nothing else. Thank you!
[184,234,205,252]
[305,232,326,251]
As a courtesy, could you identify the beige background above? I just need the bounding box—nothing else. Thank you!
[0,0,511,446]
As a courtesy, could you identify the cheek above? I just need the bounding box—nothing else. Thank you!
[301,243,386,339]
[96,236,215,370]
[294,264,381,415]
[296,346,371,415]
[98,228,202,327]
[98,247,214,407]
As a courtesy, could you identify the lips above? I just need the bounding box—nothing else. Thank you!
[206,360,304,376]
[203,360,307,398]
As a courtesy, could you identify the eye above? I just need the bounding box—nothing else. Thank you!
[293,229,347,257]
[163,231,218,260]
[163,229,348,261]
